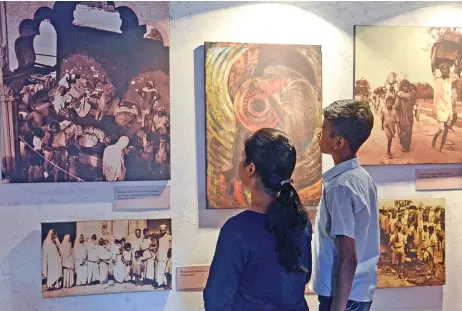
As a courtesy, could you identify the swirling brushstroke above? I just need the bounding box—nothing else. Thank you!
[205,42,322,209]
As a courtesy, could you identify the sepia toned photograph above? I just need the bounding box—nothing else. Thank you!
[205,42,322,209]
[355,26,462,165]
[41,218,172,298]
[1,2,170,183]
[378,198,445,288]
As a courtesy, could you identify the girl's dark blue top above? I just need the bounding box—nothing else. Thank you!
[204,210,312,311]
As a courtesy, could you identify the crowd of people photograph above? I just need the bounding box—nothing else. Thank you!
[378,199,445,288]
[41,219,172,298]
[9,67,170,183]
[1,3,171,183]
[355,26,462,165]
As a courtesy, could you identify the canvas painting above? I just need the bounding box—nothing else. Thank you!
[355,26,462,165]
[1,2,170,183]
[41,218,172,298]
[205,42,322,209]
[378,198,445,288]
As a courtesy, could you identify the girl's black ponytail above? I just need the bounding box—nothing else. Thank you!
[244,128,311,274]
[265,178,310,274]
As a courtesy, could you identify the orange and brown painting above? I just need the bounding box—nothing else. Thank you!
[205,42,322,209]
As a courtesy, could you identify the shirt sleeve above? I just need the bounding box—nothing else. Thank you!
[203,221,248,311]
[327,185,361,239]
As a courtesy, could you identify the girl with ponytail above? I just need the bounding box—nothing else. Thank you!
[204,128,312,311]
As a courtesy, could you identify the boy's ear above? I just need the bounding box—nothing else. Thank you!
[333,137,346,150]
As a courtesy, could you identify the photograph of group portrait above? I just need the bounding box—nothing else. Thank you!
[355,26,462,165]
[41,218,172,298]
[378,198,445,289]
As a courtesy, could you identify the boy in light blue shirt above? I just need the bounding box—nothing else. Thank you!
[311,100,380,311]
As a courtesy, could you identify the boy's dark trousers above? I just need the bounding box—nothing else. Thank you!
[318,296,372,311]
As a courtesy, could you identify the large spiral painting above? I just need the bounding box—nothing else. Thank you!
[205,42,322,209]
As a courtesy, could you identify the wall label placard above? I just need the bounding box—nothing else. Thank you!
[416,168,462,191]
[176,265,210,291]
[113,185,170,210]
[175,264,313,294]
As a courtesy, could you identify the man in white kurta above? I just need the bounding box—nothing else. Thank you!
[140,229,152,281]
[156,224,172,287]
[432,61,460,151]
[129,229,143,281]
[113,240,125,284]
[86,235,99,284]
[74,234,88,286]
[143,244,157,285]
[42,229,62,289]
[139,81,159,128]
[102,136,129,181]
[131,229,143,252]
[152,108,169,134]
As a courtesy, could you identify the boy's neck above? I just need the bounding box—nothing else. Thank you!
[332,152,357,166]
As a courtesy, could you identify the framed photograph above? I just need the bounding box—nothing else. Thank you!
[355,26,462,165]
[205,42,322,209]
[378,198,445,288]
[41,218,172,298]
[1,1,170,183]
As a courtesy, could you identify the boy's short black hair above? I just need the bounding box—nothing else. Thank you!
[323,99,374,153]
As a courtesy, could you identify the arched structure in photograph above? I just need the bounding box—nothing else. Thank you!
[1,1,170,184]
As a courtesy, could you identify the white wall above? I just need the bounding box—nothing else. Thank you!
[1,1,462,311]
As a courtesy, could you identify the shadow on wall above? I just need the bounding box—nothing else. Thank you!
[169,1,444,26]
[194,45,241,229]
[0,230,169,310]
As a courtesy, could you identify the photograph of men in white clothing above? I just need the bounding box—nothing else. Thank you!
[355,26,462,165]
[41,218,172,298]
[378,198,445,288]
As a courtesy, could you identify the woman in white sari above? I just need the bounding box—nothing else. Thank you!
[42,229,62,290]
[86,235,99,284]
[61,234,75,288]
[102,136,129,181]
[74,234,88,286]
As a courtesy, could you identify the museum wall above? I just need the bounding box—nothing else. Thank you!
[1,1,462,311]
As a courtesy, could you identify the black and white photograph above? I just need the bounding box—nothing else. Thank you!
[355,26,462,165]
[1,1,170,183]
[378,198,445,289]
[41,218,172,298]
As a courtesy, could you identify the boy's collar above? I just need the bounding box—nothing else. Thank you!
[322,157,360,182]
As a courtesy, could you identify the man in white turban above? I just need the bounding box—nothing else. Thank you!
[102,136,129,181]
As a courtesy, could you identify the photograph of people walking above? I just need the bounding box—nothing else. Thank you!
[355,26,462,165]
[41,219,172,298]
[378,199,445,288]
